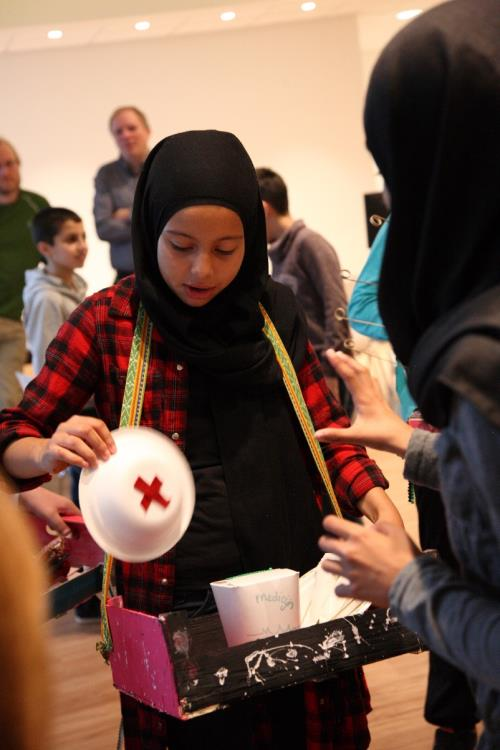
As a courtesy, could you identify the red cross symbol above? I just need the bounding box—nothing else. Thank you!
[134,476,171,512]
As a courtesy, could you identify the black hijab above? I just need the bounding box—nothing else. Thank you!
[364,0,500,427]
[133,129,304,384]
[132,130,323,574]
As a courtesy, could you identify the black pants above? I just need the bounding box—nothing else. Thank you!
[414,485,479,730]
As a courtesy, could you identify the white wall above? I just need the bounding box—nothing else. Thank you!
[1,15,378,293]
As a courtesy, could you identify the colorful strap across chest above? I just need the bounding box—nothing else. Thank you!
[259,303,343,519]
[98,304,153,661]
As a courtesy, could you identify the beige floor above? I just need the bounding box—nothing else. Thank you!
[46,448,437,749]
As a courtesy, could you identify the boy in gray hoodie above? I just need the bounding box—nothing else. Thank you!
[24,207,88,376]
[23,207,98,620]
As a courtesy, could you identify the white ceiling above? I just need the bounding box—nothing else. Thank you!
[0,0,444,54]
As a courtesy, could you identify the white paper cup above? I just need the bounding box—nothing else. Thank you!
[211,568,300,646]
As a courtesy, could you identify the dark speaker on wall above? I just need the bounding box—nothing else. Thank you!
[364,192,388,246]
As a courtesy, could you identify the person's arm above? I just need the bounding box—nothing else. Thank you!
[3,417,115,478]
[357,486,404,526]
[392,397,500,690]
[24,292,66,377]
[0,298,115,487]
[390,554,500,690]
[403,428,440,490]
[321,399,500,690]
[93,168,132,243]
[297,342,402,525]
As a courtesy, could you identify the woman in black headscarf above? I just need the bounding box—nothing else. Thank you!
[0,130,402,749]
[365,1,500,427]
[319,3,500,749]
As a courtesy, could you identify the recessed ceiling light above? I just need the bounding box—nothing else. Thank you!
[301,1,317,11]
[47,29,63,40]
[220,11,236,22]
[134,20,151,32]
[396,9,423,20]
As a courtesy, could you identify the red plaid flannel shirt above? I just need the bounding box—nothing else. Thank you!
[0,278,388,748]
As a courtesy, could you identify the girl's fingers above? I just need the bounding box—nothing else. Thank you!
[38,417,116,474]
[44,440,99,471]
[56,419,114,461]
[51,434,100,468]
[85,418,116,453]
[55,446,93,470]
[76,427,110,460]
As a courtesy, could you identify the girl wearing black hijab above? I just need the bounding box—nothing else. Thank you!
[319,3,500,749]
[0,130,402,749]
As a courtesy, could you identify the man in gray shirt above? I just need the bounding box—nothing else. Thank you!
[93,106,150,279]
[256,168,349,402]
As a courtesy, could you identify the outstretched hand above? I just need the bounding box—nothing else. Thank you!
[319,515,420,607]
[316,350,413,457]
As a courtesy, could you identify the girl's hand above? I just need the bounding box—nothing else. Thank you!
[319,515,420,607]
[315,350,413,458]
[36,416,116,474]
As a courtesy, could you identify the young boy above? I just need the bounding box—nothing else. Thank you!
[24,207,88,376]
[23,208,96,621]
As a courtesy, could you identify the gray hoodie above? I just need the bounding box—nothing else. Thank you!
[23,263,87,376]
[268,220,349,375]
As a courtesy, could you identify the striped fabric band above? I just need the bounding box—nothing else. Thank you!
[259,303,343,519]
[98,304,153,661]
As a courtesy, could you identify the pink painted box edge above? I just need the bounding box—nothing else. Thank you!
[107,596,181,717]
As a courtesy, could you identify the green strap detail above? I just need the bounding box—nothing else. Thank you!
[98,304,153,662]
[119,304,153,427]
[259,303,343,519]
[408,481,416,504]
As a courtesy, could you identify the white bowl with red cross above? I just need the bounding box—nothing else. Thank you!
[79,426,195,563]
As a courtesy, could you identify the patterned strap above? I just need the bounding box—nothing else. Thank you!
[259,303,343,519]
[407,482,415,504]
[98,304,153,661]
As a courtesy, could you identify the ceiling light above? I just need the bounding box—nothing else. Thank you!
[396,9,423,20]
[301,2,317,10]
[220,11,236,22]
[47,29,63,40]
[134,20,151,31]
